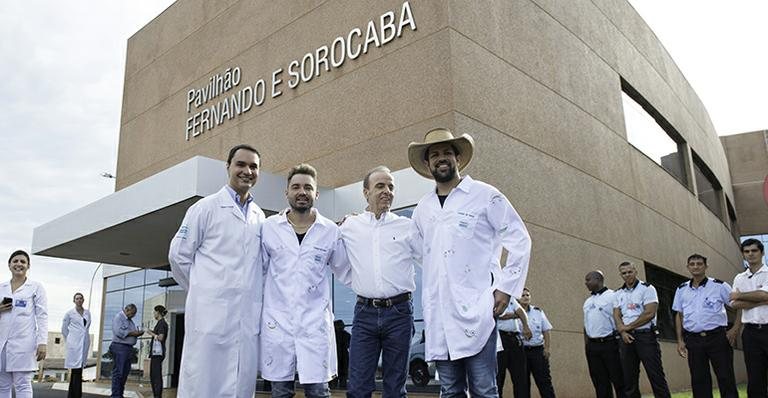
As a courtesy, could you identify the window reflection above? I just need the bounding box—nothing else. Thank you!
[692,152,723,219]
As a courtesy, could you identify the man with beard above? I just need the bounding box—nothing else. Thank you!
[340,166,420,398]
[169,144,265,398]
[407,128,532,398]
[260,163,351,398]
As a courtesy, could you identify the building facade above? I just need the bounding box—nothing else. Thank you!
[33,1,767,396]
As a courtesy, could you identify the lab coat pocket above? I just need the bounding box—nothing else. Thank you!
[193,297,229,338]
[455,211,478,239]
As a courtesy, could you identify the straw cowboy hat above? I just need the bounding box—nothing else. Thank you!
[408,128,475,179]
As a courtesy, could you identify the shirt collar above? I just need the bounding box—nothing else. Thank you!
[621,280,641,291]
[364,210,392,223]
[225,185,253,207]
[433,175,474,196]
[689,277,708,288]
[591,287,608,296]
[748,264,767,277]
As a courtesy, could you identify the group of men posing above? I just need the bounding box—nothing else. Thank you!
[581,240,768,398]
[168,128,533,398]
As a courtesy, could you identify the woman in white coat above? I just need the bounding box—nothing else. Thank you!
[62,292,91,398]
[0,249,48,398]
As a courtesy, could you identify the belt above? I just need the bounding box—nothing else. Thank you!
[524,345,544,351]
[357,292,411,308]
[631,328,655,334]
[684,326,726,337]
[588,334,618,343]
[744,323,768,330]
[499,330,520,336]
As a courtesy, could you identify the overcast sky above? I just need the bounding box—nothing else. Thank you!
[0,1,765,344]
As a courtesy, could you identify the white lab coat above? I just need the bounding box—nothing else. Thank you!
[412,176,531,361]
[61,308,91,369]
[169,186,265,398]
[0,279,48,372]
[260,210,351,384]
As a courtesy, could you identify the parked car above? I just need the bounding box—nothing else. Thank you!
[408,332,435,387]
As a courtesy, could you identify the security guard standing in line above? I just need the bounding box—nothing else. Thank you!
[583,271,625,398]
[672,254,738,398]
[519,288,556,398]
[497,297,533,398]
[613,262,671,398]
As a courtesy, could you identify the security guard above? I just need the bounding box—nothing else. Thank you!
[613,261,670,398]
[497,297,532,398]
[672,254,738,398]
[730,238,768,397]
[583,271,624,398]
[519,288,556,398]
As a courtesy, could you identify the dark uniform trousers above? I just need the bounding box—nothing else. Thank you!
[497,331,529,398]
[618,330,670,398]
[682,327,737,398]
[743,324,768,398]
[585,336,625,398]
[524,345,556,398]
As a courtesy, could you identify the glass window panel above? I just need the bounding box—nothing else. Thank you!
[145,269,168,286]
[123,286,145,328]
[102,290,124,340]
[142,284,167,331]
[99,340,113,379]
[692,156,723,219]
[106,274,124,292]
[621,92,687,186]
[644,263,688,342]
[124,270,146,289]
[134,338,152,381]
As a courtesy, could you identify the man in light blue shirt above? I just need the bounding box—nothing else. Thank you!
[672,254,737,398]
[109,304,143,398]
[496,299,531,398]
[583,271,623,398]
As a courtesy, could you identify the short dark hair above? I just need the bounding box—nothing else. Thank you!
[154,305,168,316]
[125,303,137,311]
[363,166,391,189]
[287,163,317,185]
[522,287,530,293]
[226,144,260,165]
[687,254,708,264]
[423,143,461,162]
[741,238,764,253]
[618,261,633,269]
[8,250,30,265]
[73,292,84,300]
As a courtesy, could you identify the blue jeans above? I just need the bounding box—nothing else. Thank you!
[347,300,414,398]
[109,342,133,398]
[271,381,330,398]
[435,329,499,398]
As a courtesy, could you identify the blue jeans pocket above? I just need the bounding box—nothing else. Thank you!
[392,301,413,316]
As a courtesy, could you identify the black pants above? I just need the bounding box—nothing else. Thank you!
[497,331,529,398]
[150,356,164,398]
[68,367,83,398]
[585,337,625,398]
[619,331,670,398]
[524,345,556,398]
[743,325,768,398]
[683,328,737,398]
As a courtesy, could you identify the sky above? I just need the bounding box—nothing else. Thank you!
[0,1,766,344]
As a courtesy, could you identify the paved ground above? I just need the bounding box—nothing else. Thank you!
[32,383,104,398]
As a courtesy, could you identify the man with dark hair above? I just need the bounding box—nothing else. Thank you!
[169,144,265,398]
[731,239,768,397]
[407,128,532,398]
[672,254,738,398]
[613,262,670,398]
[260,163,351,398]
[583,270,624,398]
[341,165,419,398]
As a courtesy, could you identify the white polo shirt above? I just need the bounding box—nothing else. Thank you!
[732,264,768,324]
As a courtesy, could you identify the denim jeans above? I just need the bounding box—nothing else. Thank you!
[347,300,414,398]
[435,329,499,398]
[271,381,330,398]
[109,342,133,398]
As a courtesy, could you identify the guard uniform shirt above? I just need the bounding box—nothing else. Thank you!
[732,264,768,324]
[614,280,658,330]
[584,287,617,338]
[497,299,522,332]
[520,306,552,347]
[672,277,730,333]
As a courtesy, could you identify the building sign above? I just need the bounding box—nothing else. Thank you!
[185,1,417,141]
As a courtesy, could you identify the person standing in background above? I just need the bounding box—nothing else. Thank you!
[583,271,624,398]
[146,305,169,398]
[519,288,556,398]
[62,292,91,398]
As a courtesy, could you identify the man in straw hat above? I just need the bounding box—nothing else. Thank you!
[407,128,532,397]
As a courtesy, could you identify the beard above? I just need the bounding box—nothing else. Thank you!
[430,161,457,183]
[289,195,313,213]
